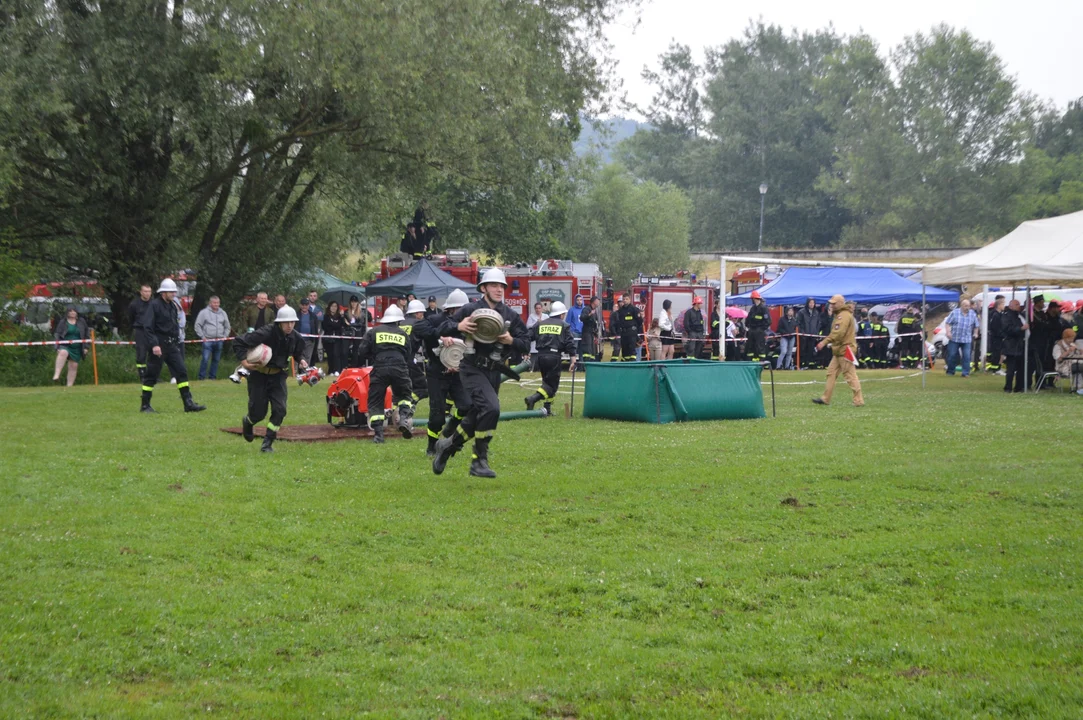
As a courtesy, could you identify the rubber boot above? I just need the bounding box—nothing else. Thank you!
[242,415,255,443]
[524,392,542,410]
[469,438,496,478]
[432,431,465,475]
[542,402,552,417]
[372,422,385,444]
[140,390,156,413]
[261,429,276,453]
[397,406,414,440]
[181,389,206,413]
[426,434,438,457]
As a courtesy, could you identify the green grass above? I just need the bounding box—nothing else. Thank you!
[1,368,1081,718]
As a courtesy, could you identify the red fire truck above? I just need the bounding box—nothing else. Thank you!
[728,265,783,329]
[371,251,479,317]
[629,273,716,351]
[499,259,605,323]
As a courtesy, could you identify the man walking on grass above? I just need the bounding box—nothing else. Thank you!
[944,298,978,377]
[812,294,864,407]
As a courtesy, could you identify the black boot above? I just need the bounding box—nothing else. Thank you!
[242,415,255,443]
[181,389,206,413]
[524,392,542,410]
[542,402,552,417]
[372,422,385,444]
[432,431,465,475]
[426,434,438,457]
[140,390,156,413]
[397,406,414,440]
[469,438,496,478]
[261,429,276,453]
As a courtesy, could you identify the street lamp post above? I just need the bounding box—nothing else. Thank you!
[758,182,768,252]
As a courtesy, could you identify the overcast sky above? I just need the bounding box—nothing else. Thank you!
[604,0,1083,118]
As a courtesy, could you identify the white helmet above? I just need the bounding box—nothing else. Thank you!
[549,301,568,316]
[443,289,469,310]
[405,299,426,315]
[379,305,405,323]
[157,278,178,294]
[476,267,507,292]
[275,306,299,323]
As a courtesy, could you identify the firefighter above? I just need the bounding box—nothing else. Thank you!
[401,299,430,403]
[709,301,721,360]
[897,306,921,368]
[354,305,415,444]
[233,306,308,453]
[139,278,206,414]
[869,312,889,369]
[610,294,643,361]
[856,309,874,366]
[127,283,153,381]
[680,296,705,359]
[744,291,770,362]
[413,289,472,456]
[986,295,1006,372]
[524,301,578,416]
[432,268,530,478]
[579,295,602,361]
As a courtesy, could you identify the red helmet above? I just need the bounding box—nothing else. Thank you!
[750,290,762,300]
[692,295,703,305]
[1076,299,1083,311]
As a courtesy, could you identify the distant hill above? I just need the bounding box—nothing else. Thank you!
[573,117,652,163]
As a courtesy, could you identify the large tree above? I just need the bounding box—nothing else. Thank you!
[0,0,629,325]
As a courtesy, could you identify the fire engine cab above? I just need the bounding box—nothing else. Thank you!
[498,259,605,323]
[372,251,479,317]
[629,272,716,344]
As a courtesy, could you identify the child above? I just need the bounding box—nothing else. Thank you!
[647,317,662,360]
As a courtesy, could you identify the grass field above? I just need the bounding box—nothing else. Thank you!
[1,367,1081,718]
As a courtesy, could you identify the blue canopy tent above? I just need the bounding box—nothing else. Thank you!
[728,267,956,305]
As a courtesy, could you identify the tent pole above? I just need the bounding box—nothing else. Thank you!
[979,284,989,372]
[721,268,728,362]
[921,284,926,389]
[1024,283,1030,391]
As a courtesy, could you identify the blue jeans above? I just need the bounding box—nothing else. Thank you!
[199,340,223,380]
[777,336,795,369]
[945,340,971,376]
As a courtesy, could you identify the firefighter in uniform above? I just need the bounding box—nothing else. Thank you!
[524,301,578,416]
[127,283,153,381]
[413,289,473,456]
[709,302,721,360]
[432,268,530,478]
[856,309,874,366]
[355,305,415,443]
[897,306,921,368]
[233,306,308,453]
[680,296,705,359]
[611,294,643,361]
[139,278,206,414]
[579,295,602,361]
[869,312,889,369]
[744,291,770,362]
[400,299,430,403]
[986,295,1006,372]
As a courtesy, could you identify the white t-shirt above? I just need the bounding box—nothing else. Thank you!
[658,309,673,332]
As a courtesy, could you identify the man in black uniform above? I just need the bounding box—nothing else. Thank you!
[401,299,429,403]
[524,301,578,416]
[139,278,206,414]
[127,283,153,381]
[709,302,721,360]
[355,305,415,443]
[985,295,1005,372]
[432,268,529,478]
[611,294,643,361]
[424,296,440,319]
[744,291,770,362]
[868,312,889,369]
[856,309,874,366]
[681,296,706,360]
[579,295,602,362]
[897,306,921,368]
[413,289,473,456]
[233,306,308,453]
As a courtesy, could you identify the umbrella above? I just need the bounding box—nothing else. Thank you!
[725,306,747,319]
[321,284,365,309]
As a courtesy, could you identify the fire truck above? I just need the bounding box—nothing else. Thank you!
[499,259,605,323]
[629,273,716,351]
[371,251,479,317]
[728,264,783,329]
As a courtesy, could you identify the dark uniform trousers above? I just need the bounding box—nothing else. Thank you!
[409,357,428,402]
[133,329,149,378]
[746,329,766,361]
[143,341,189,392]
[537,352,562,400]
[247,369,288,429]
[619,332,638,361]
[458,360,502,439]
[579,333,599,361]
[367,360,413,426]
[426,366,472,440]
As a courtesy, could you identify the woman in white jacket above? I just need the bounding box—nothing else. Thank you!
[658,299,675,360]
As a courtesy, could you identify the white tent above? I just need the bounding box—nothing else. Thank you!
[922,210,1083,285]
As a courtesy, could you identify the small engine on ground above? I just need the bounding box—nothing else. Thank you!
[325,367,394,428]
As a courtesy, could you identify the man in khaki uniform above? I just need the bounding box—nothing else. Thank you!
[812,294,865,407]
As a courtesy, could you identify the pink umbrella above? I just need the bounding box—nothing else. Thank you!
[725,306,747,319]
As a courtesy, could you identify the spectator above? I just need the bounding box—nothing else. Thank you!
[321,301,348,376]
[170,297,186,384]
[297,298,319,366]
[194,295,231,380]
[346,295,367,366]
[566,294,585,337]
[1001,299,1028,393]
[1052,328,1083,394]
[944,298,979,377]
[307,289,323,319]
[1028,295,1051,387]
[776,306,797,370]
[243,292,274,331]
[526,302,545,369]
[52,307,90,386]
[274,294,286,314]
[658,299,675,360]
[795,297,819,369]
[425,296,439,318]
[647,317,662,360]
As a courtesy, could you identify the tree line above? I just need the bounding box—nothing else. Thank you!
[618,22,1083,252]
